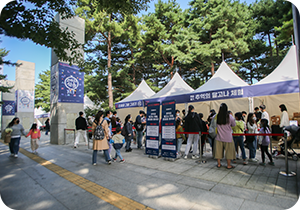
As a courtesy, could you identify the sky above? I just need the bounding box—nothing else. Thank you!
[0,0,299,84]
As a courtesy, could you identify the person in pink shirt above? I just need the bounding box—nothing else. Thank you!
[213,103,236,169]
[26,123,41,154]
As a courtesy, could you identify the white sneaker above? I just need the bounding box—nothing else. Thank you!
[183,155,187,159]
[14,154,18,158]
[192,155,199,159]
[93,163,96,166]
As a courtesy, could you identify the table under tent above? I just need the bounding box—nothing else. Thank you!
[115,79,155,122]
[144,72,194,115]
[248,45,300,119]
[187,61,250,120]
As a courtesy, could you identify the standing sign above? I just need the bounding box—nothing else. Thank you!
[146,102,160,156]
[161,100,176,158]
[2,101,15,115]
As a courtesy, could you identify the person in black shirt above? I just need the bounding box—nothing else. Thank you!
[135,110,146,149]
[74,111,88,148]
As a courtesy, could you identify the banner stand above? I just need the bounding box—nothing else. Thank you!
[145,102,160,157]
[196,132,207,164]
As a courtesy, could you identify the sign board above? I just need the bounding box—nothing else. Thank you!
[16,90,34,112]
[2,101,15,115]
[161,100,176,158]
[145,102,160,156]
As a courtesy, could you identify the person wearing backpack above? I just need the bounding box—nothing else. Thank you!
[124,114,133,152]
[92,110,112,165]
[135,110,146,149]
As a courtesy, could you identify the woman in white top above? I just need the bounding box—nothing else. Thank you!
[246,113,258,162]
[259,104,270,125]
[279,104,289,130]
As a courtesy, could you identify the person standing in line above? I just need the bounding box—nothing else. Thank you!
[176,118,186,157]
[26,123,41,154]
[124,114,133,152]
[45,118,50,135]
[111,111,117,134]
[254,107,262,123]
[242,111,247,122]
[92,111,111,165]
[74,111,88,148]
[183,105,202,159]
[135,110,146,149]
[213,103,236,169]
[260,105,270,125]
[104,110,113,156]
[247,113,258,162]
[258,119,274,166]
[199,113,208,157]
[175,110,182,121]
[279,104,289,131]
[111,127,125,163]
[232,112,247,165]
[207,109,216,152]
[6,117,27,158]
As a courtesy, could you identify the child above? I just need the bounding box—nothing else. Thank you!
[110,127,125,163]
[232,112,247,165]
[176,118,186,158]
[26,123,41,153]
[258,119,274,166]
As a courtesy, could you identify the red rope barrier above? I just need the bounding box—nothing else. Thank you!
[176,131,283,136]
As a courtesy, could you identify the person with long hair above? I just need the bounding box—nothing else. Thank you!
[279,104,289,130]
[232,112,247,165]
[124,114,133,152]
[92,110,111,165]
[7,117,27,157]
[26,123,41,153]
[176,118,186,157]
[45,118,50,135]
[246,113,258,162]
[213,103,236,169]
[258,119,274,166]
[183,105,202,159]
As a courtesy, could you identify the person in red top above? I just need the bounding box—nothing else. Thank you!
[26,123,41,154]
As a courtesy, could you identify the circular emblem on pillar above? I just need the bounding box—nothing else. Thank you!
[64,75,79,91]
[5,104,13,112]
[21,96,30,105]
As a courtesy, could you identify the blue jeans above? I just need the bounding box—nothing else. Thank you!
[92,150,110,164]
[45,129,49,135]
[248,136,257,159]
[125,136,131,150]
[136,131,143,148]
[9,137,21,155]
[108,141,112,155]
[177,138,183,153]
[233,136,246,160]
[114,149,123,160]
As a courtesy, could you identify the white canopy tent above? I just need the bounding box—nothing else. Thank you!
[144,72,194,113]
[115,79,155,122]
[188,61,250,119]
[250,45,300,118]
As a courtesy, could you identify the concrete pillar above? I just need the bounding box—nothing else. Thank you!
[1,80,16,130]
[50,14,85,145]
[15,60,35,130]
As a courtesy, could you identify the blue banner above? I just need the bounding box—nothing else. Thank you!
[145,102,160,156]
[161,100,176,158]
[2,101,15,115]
[115,100,143,109]
[58,62,84,103]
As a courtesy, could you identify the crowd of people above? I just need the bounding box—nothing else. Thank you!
[3,102,290,168]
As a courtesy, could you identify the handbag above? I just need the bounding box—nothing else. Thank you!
[208,115,217,139]
[4,132,11,143]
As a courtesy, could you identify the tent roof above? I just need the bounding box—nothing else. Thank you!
[148,72,194,99]
[254,45,299,85]
[193,61,249,93]
[118,79,155,103]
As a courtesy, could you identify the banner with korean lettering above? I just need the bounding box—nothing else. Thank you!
[161,100,176,158]
[2,101,15,115]
[145,102,160,156]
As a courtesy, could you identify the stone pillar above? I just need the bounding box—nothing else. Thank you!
[50,14,85,145]
[15,61,35,130]
[1,80,16,130]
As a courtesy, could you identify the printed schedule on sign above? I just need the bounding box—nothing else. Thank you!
[162,126,175,139]
[146,126,159,137]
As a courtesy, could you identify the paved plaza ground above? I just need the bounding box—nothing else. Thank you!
[0,133,299,210]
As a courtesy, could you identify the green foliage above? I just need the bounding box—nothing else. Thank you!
[35,70,51,112]
[0,47,15,97]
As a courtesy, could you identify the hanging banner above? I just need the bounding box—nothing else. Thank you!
[16,90,34,112]
[161,100,176,158]
[145,102,160,156]
[2,101,15,115]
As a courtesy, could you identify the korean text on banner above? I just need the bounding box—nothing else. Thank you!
[146,102,160,156]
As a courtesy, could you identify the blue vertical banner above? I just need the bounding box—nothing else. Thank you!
[161,100,176,158]
[58,62,84,103]
[145,102,160,156]
[2,101,15,115]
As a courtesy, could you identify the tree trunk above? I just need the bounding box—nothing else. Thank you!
[108,15,113,110]
[211,61,215,76]
[267,33,273,58]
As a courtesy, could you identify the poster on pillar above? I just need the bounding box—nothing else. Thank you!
[2,101,15,115]
[58,62,84,103]
[161,100,176,158]
[16,90,34,112]
[145,102,160,156]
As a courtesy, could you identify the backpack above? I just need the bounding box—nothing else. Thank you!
[121,126,127,136]
[94,119,105,140]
